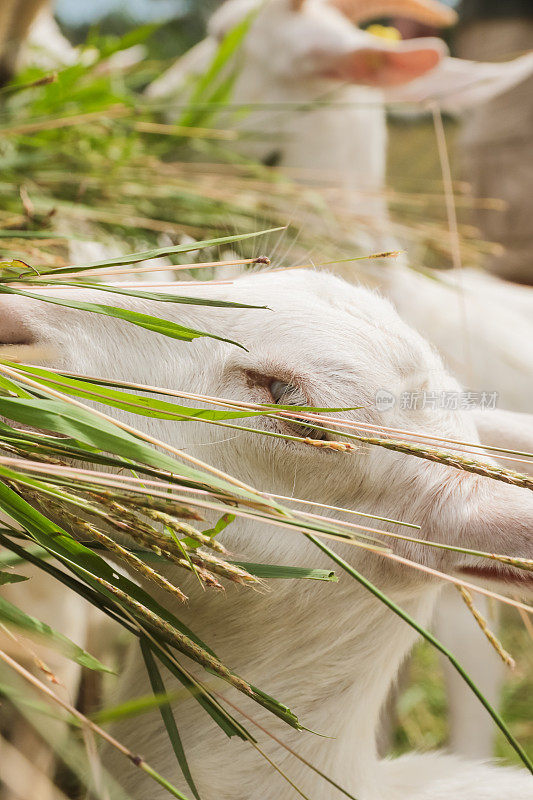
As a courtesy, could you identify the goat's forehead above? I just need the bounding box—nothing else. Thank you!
[225,271,438,371]
[233,270,399,324]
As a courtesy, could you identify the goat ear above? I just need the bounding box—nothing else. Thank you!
[383,52,533,112]
[319,37,445,87]
[452,480,533,585]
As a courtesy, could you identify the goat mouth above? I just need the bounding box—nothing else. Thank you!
[458,565,533,589]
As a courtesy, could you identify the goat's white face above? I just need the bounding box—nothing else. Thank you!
[1,269,532,591]
[209,0,449,89]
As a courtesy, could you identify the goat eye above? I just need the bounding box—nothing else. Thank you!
[269,379,326,440]
[270,380,292,403]
[270,380,306,405]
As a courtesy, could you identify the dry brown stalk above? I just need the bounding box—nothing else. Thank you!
[42,367,532,463]
[457,586,515,668]
[140,511,228,554]
[2,453,532,616]
[0,104,128,136]
[187,552,257,586]
[175,559,223,589]
[303,438,353,452]
[351,435,533,492]
[109,492,203,521]
[23,487,189,605]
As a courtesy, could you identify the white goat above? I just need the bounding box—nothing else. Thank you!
[1,269,531,799]
[147,0,533,415]
[147,1,533,758]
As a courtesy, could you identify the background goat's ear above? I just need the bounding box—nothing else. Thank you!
[383,52,533,112]
[318,37,446,87]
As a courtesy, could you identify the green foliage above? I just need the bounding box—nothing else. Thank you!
[0,570,27,585]
[141,639,201,800]
[176,6,256,131]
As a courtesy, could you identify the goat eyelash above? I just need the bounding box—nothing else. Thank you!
[240,370,327,441]
[268,379,327,441]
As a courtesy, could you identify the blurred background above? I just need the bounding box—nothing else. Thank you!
[55,0,212,59]
[33,0,533,285]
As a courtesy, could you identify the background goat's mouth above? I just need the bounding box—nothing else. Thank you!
[458,565,533,589]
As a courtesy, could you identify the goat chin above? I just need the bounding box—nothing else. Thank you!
[1,268,532,799]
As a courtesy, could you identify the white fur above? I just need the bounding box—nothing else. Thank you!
[147,6,533,754]
[1,270,531,798]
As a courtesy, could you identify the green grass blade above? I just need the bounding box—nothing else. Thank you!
[25,281,269,310]
[0,479,304,730]
[144,641,252,741]
[4,364,269,421]
[138,763,193,800]
[0,570,28,585]
[0,480,217,656]
[25,228,283,275]
[0,669,133,800]
[0,285,246,348]
[182,513,235,550]
[0,394,273,506]
[177,8,256,129]
[141,638,201,800]
[0,532,252,741]
[91,688,191,725]
[0,373,34,398]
